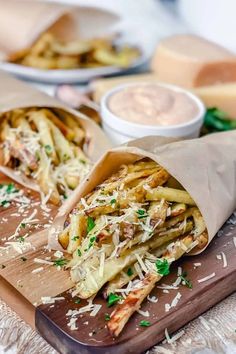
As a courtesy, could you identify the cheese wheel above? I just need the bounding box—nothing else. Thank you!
[151,35,236,88]
[194,84,236,119]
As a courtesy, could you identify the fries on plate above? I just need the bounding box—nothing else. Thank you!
[0,107,91,205]
[57,158,208,336]
[9,32,140,70]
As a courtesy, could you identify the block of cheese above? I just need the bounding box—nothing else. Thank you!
[151,35,236,88]
[91,73,159,103]
[194,83,236,119]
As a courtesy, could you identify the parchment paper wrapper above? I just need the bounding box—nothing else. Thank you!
[0,0,119,60]
[48,131,236,254]
[0,70,112,193]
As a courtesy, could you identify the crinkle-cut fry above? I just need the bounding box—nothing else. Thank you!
[146,186,196,205]
[107,234,194,337]
[171,203,187,217]
[28,110,58,164]
[67,213,87,254]
[120,219,193,255]
[48,120,74,162]
[37,150,60,205]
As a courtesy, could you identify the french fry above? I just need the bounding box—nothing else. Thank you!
[146,186,196,205]
[29,110,58,164]
[67,213,87,254]
[107,235,194,337]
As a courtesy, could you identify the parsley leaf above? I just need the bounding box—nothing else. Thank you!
[105,313,110,321]
[136,209,148,219]
[88,236,96,250]
[1,264,6,269]
[87,216,95,233]
[20,223,26,229]
[139,320,151,327]
[75,298,81,304]
[44,145,52,154]
[77,249,82,257]
[18,236,25,243]
[155,259,170,276]
[107,293,122,307]
[110,199,116,205]
[180,271,192,289]
[127,268,133,276]
[53,258,68,267]
[20,256,27,262]
[72,236,79,241]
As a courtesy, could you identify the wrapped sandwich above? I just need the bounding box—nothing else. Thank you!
[48,132,236,336]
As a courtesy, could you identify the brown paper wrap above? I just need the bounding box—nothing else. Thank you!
[48,132,236,254]
[0,70,112,193]
[0,1,119,60]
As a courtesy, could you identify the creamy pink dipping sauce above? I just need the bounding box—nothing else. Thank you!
[108,84,200,126]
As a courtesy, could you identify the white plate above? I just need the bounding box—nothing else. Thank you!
[0,46,149,84]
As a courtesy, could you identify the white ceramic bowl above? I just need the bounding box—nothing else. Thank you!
[101,82,206,145]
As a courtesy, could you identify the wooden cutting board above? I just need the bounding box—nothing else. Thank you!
[0,173,236,354]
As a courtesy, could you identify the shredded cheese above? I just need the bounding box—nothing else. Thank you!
[198,273,216,283]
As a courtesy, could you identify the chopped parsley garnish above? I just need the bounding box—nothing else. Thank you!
[87,216,95,233]
[127,268,133,276]
[6,183,18,194]
[1,264,6,269]
[20,256,27,262]
[79,159,86,164]
[107,293,122,307]
[63,154,70,162]
[180,271,192,289]
[18,236,25,243]
[136,209,148,219]
[110,199,116,205]
[63,194,68,200]
[53,258,68,267]
[77,249,82,257]
[72,236,79,241]
[74,298,81,304]
[44,145,52,154]
[139,320,151,327]
[87,236,96,250]
[1,200,9,207]
[155,259,170,276]
[105,313,110,321]
[20,223,26,229]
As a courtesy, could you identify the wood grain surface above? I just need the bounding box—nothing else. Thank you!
[0,173,236,353]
